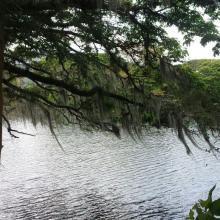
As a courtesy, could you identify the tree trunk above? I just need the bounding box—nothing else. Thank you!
[0,23,4,154]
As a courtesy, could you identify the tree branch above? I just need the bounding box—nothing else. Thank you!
[4,62,143,106]
[2,114,35,138]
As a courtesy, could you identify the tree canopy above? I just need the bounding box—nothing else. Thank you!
[0,0,220,153]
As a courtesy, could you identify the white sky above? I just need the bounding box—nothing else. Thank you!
[167,20,220,61]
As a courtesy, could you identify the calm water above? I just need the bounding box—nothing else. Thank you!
[0,122,220,220]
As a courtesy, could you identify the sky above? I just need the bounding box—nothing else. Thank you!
[186,38,218,60]
[167,20,220,61]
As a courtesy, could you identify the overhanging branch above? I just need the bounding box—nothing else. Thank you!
[2,114,35,138]
[4,62,143,106]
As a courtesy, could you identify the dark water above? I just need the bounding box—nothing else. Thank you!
[0,122,220,220]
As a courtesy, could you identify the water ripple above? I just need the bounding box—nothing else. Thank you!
[0,123,220,219]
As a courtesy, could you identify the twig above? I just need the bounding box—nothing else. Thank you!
[2,114,35,138]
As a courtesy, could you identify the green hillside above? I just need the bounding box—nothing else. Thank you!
[186,59,220,75]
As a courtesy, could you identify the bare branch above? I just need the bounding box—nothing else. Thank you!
[2,114,35,138]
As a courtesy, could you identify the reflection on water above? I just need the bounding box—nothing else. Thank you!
[0,122,220,219]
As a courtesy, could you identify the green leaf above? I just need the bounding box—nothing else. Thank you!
[210,199,220,216]
[200,199,209,208]
[208,185,216,204]
[188,209,195,220]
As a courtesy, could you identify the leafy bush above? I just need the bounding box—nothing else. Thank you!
[187,185,220,220]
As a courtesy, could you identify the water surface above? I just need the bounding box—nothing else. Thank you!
[0,122,220,219]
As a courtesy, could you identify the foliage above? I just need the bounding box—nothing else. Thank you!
[0,0,220,150]
[187,60,220,76]
[187,185,220,220]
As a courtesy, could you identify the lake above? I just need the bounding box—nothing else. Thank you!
[0,122,220,219]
